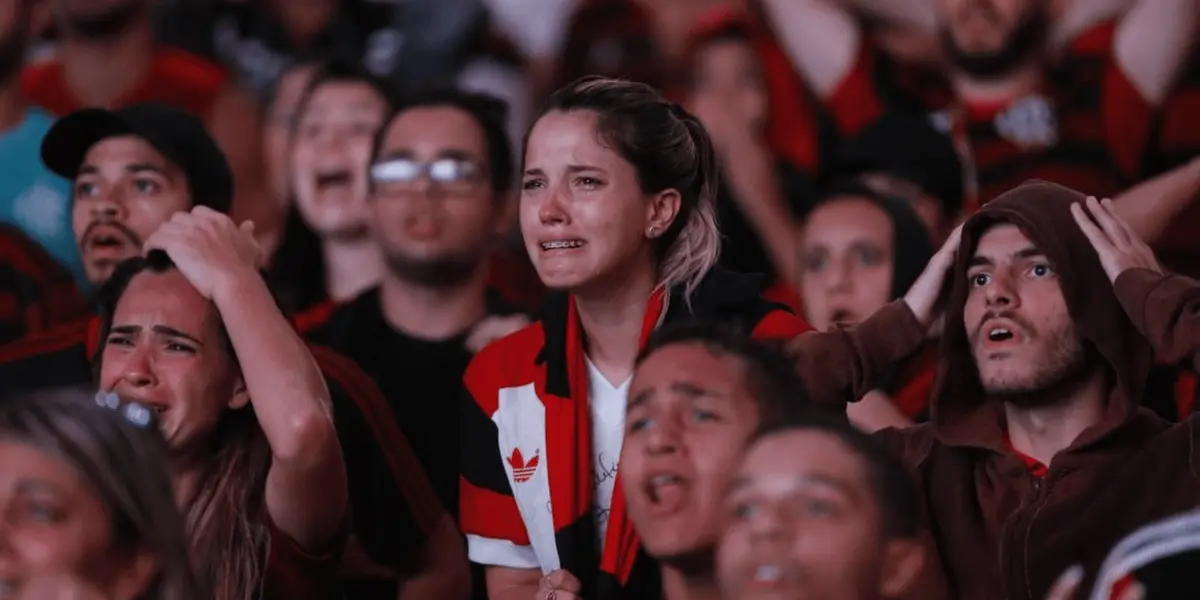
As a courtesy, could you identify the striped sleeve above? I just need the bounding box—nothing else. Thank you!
[460,350,539,569]
[306,344,445,564]
[0,225,87,344]
[0,319,92,400]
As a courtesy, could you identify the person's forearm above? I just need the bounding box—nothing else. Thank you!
[848,390,916,432]
[1113,157,1200,242]
[1115,0,1197,105]
[788,301,927,409]
[485,566,544,600]
[1114,268,1200,369]
[843,0,937,31]
[723,159,801,285]
[213,269,335,460]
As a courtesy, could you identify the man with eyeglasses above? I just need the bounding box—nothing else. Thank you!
[307,89,528,528]
[0,102,470,600]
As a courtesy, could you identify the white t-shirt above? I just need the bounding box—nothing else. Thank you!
[586,357,630,549]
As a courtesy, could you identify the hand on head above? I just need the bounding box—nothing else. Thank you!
[537,569,582,600]
[903,224,963,330]
[1070,196,1162,284]
[142,206,266,300]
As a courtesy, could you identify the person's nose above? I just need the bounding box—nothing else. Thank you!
[747,502,788,546]
[983,270,1019,310]
[538,185,570,227]
[644,416,682,457]
[118,348,157,390]
[89,185,126,222]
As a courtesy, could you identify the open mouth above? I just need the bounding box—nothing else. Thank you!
[315,169,353,190]
[830,308,856,328]
[979,319,1025,349]
[987,327,1014,342]
[90,233,125,249]
[540,239,585,251]
[643,473,689,515]
[747,562,800,589]
[754,564,783,584]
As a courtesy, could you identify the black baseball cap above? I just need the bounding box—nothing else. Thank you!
[826,112,964,217]
[41,103,233,215]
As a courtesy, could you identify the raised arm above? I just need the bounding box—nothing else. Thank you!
[789,301,928,408]
[1050,0,1136,50]
[759,0,858,97]
[146,207,348,551]
[208,84,280,246]
[1113,0,1197,105]
[1073,197,1200,369]
[1112,156,1200,243]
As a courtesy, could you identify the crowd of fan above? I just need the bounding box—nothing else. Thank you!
[0,1,1197,599]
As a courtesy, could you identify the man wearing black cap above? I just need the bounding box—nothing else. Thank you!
[40,103,234,286]
[0,102,470,598]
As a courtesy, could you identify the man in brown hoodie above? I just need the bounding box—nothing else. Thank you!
[790,179,1200,599]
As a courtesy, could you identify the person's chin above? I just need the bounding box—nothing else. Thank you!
[642,527,712,563]
[86,260,120,286]
[533,264,590,291]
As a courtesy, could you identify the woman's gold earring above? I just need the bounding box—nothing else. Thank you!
[647,227,658,238]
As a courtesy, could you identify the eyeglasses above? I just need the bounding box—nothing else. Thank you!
[94,391,157,430]
[369,157,486,195]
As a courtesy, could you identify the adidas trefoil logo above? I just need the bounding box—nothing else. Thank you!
[507,448,540,483]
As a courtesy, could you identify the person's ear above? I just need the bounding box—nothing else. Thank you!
[878,538,927,598]
[228,373,250,410]
[644,188,682,240]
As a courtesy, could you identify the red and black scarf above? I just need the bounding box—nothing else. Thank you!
[536,268,805,599]
[540,288,665,599]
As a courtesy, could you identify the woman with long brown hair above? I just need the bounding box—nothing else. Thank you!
[0,388,201,600]
[94,208,348,600]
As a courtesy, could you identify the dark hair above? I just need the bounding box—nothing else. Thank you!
[556,2,664,90]
[809,179,936,299]
[294,57,400,130]
[533,76,722,296]
[369,87,515,195]
[95,252,272,600]
[264,57,400,314]
[0,389,204,600]
[636,321,822,429]
[753,414,920,539]
[683,19,758,90]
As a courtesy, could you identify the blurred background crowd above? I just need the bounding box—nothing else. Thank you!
[0,0,1197,599]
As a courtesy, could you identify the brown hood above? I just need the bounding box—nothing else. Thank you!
[931,180,1154,451]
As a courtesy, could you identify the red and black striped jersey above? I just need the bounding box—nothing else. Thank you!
[0,225,87,344]
[460,269,811,599]
[0,313,444,588]
[827,23,1153,208]
[954,22,1152,207]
